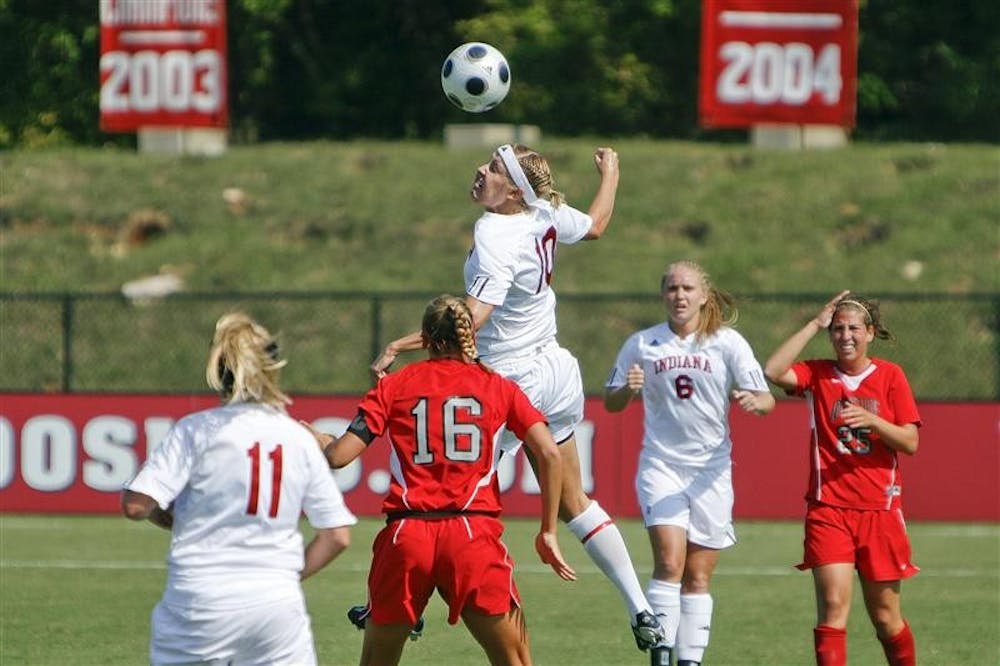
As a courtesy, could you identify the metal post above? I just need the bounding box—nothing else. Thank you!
[995,295,1000,401]
[61,295,74,392]
[371,296,383,365]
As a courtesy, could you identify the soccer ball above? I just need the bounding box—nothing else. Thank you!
[440,42,511,113]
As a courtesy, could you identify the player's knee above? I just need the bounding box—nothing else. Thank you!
[653,558,685,582]
[681,573,712,595]
[868,607,904,638]
[817,595,851,625]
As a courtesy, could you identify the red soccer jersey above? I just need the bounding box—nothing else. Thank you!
[789,358,922,510]
[358,358,545,515]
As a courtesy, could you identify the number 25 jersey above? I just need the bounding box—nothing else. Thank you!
[789,358,921,510]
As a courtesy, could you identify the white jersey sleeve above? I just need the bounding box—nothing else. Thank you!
[466,216,518,307]
[606,331,642,390]
[543,199,592,244]
[126,416,195,510]
[723,329,770,392]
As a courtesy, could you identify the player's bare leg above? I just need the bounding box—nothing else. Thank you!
[812,563,855,666]
[359,621,411,666]
[813,563,854,628]
[524,436,663,651]
[861,578,915,665]
[462,607,532,666]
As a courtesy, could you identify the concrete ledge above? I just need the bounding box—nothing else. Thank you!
[444,124,542,149]
[138,127,228,156]
[750,124,848,150]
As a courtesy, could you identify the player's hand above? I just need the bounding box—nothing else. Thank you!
[626,363,644,394]
[535,531,577,581]
[369,348,397,383]
[838,400,877,430]
[813,290,851,329]
[299,420,334,449]
[594,147,619,178]
[148,504,173,530]
[731,389,766,415]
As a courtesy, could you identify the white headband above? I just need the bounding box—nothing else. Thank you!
[497,144,537,204]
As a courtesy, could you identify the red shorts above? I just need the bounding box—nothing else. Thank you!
[797,503,919,582]
[367,514,520,625]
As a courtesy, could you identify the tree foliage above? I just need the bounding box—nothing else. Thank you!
[0,0,996,147]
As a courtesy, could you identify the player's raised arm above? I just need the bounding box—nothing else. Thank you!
[764,290,850,389]
[370,330,424,381]
[584,147,620,240]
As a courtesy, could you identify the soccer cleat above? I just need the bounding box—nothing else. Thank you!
[632,611,666,651]
[650,646,673,666]
[409,616,425,641]
[347,605,369,631]
[676,661,700,666]
[347,604,424,641]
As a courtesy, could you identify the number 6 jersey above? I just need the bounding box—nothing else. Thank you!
[606,323,770,468]
[788,358,921,511]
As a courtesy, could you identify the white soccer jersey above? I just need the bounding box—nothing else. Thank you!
[606,323,769,467]
[464,200,592,361]
[127,401,357,608]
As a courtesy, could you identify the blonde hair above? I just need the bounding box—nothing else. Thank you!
[206,312,290,409]
[510,144,566,208]
[422,295,482,365]
[833,294,895,341]
[661,260,737,341]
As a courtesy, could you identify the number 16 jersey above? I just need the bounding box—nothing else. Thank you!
[358,358,546,515]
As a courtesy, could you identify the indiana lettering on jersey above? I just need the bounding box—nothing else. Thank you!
[653,354,713,374]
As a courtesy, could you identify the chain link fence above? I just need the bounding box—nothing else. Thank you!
[1,292,997,400]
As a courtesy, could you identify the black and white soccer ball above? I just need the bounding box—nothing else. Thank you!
[441,42,511,113]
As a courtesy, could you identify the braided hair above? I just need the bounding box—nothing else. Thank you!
[206,312,290,409]
[421,295,482,365]
[511,144,566,208]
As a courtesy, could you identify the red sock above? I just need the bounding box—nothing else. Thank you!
[880,621,916,666]
[814,625,847,666]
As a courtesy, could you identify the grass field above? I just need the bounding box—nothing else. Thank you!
[2,140,998,398]
[1,515,996,665]
[4,140,996,295]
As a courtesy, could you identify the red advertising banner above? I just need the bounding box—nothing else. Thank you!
[1,394,997,521]
[699,0,858,128]
[99,0,228,131]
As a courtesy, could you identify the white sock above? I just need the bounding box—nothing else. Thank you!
[566,501,650,618]
[677,593,713,662]
[646,579,681,648]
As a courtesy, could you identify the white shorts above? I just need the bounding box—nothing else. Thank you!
[488,343,584,454]
[150,594,317,665]
[635,454,736,549]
